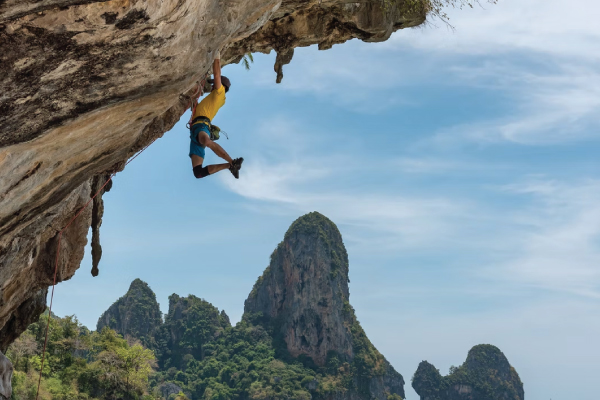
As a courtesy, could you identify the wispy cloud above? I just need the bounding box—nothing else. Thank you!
[482,178,600,298]
[424,62,600,146]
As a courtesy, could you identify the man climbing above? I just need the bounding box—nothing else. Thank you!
[189,51,243,179]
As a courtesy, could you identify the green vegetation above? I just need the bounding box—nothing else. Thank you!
[239,53,254,70]
[383,0,497,25]
[151,320,316,400]
[97,278,163,351]
[155,294,231,370]
[151,316,399,400]
[7,312,156,400]
[8,306,398,400]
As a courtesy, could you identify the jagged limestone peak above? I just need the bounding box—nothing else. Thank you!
[96,279,162,348]
[244,212,405,398]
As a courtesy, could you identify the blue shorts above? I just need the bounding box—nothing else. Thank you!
[189,123,210,159]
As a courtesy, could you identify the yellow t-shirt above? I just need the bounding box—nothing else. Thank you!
[193,86,226,122]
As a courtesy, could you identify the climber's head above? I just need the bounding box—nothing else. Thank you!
[208,76,231,93]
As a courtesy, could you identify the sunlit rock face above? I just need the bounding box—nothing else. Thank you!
[0,0,426,348]
[245,212,354,365]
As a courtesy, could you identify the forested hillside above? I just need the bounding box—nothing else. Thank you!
[7,313,155,400]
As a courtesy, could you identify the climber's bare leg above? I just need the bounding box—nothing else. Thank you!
[198,130,233,164]
[208,163,231,174]
[191,155,205,168]
[191,155,230,177]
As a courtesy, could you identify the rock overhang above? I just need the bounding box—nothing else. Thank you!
[0,0,428,351]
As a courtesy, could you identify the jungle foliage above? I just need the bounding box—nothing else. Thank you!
[7,313,156,400]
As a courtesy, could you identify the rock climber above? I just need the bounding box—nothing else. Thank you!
[189,50,243,179]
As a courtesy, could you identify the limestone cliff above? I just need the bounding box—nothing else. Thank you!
[96,278,163,348]
[412,344,524,400]
[0,0,429,351]
[245,212,405,400]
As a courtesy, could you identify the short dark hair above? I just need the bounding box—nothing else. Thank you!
[208,76,231,92]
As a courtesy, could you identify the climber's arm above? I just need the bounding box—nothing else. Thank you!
[212,52,222,91]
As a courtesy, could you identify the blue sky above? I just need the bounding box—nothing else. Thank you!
[52,0,600,399]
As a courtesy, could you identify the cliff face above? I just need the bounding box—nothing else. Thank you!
[412,344,524,400]
[0,0,428,351]
[96,278,163,348]
[245,212,353,365]
[245,212,405,400]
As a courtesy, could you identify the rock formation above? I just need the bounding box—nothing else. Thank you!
[412,344,524,400]
[245,212,405,400]
[0,0,430,351]
[95,278,231,369]
[245,212,353,365]
[96,278,163,348]
[156,293,231,369]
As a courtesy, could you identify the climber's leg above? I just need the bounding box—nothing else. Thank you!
[192,162,230,178]
[197,130,233,164]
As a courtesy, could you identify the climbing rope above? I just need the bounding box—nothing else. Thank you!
[35,139,156,400]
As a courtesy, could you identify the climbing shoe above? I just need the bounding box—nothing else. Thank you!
[229,157,243,179]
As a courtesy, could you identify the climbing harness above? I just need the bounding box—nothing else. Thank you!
[190,116,229,141]
[35,139,157,400]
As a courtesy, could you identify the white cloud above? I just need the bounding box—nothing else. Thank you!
[482,178,600,298]
[219,117,503,252]
[423,62,600,146]
[395,0,600,61]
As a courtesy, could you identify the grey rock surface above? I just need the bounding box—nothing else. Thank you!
[245,212,354,365]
